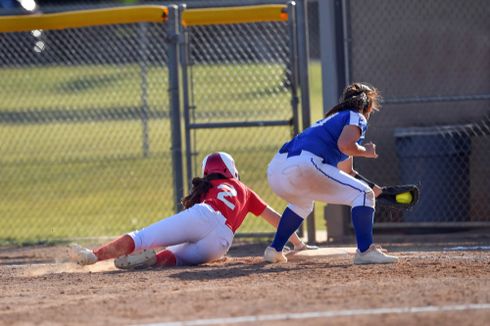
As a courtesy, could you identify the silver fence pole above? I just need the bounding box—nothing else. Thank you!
[139,22,150,158]
[288,0,304,239]
[296,0,316,244]
[341,0,351,85]
[320,0,351,242]
[167,5,185,212]
[287,1,300,137]
[319,0,346,113]
[178,4,194,188]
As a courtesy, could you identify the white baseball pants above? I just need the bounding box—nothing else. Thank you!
[267,151,375,219]
[128,203,234,266]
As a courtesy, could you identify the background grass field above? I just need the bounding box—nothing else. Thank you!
[0,62,324,243]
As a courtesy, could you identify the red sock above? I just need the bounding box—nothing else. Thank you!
[155,249,177,267]
[93,235,135,261]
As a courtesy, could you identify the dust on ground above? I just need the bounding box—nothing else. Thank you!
[1,231,490,325]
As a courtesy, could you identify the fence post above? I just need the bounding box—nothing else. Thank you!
[296,0,316,244]
[287,1,300,138]
[320,0,346,112]
[138,22,150,158]
[167,5,185,212]
[319,0,350,242]
[178,4,194,188]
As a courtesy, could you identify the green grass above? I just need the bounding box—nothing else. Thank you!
[0,61,324,243]
[0,65,166,111]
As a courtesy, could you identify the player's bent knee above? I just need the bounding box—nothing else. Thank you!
[351,189,375,208]
[287,203,313,219]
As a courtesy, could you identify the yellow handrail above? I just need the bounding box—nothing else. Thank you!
[182,5,288,26]
[0,4,288,33]
[0,6,168,33]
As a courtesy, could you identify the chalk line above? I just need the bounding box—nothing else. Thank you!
[136,303,490,326]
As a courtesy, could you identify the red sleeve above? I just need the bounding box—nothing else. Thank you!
[247,188,267,216]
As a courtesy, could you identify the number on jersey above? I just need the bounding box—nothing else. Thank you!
[217,184,237,210]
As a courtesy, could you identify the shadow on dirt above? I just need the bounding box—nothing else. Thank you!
[167,264,291,281]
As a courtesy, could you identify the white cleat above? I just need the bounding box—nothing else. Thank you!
[114,249,157,270]
[263,246,288,263]
[353,244,399,265]
[69,244,98,266]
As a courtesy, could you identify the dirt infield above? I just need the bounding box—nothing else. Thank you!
[1,233,490,326]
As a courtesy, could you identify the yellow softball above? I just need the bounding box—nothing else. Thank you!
[395,192,413,204]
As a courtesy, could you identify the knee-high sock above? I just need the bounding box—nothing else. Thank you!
[93,234,135,261]
[271,207,304,251]
[351,206,374,252]
[155,249,177,267]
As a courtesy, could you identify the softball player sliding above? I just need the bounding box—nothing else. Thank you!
[264,82,399,265]
[71,152,315,269]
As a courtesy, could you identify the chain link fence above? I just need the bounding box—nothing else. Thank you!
[2,0,488,244]
[342,0,490,225]
[0,16,175,242]
[0,2,302,243]
[305,0,489,232]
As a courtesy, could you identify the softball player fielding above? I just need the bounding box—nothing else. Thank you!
[71,152,315,269]
[264,82,399,265]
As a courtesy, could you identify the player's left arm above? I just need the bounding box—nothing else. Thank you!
[337,156,383,197]
[336,143,420,210]
[337,159,420,210]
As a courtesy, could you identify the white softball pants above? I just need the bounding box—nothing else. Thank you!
[128,203,234,266]
[267,151,375,219]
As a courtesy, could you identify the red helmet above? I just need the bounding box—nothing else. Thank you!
[202,152,239,179]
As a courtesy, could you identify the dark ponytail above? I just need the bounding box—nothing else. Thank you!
[181,173,227,209]
[325,82,381,118]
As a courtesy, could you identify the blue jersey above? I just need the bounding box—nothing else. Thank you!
[279,110,368,166]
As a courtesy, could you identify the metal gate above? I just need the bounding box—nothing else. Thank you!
[180,3,309,235]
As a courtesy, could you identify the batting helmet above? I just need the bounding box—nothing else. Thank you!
[202,152,239,179]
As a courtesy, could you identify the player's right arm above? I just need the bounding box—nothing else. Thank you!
[337,125,378,159]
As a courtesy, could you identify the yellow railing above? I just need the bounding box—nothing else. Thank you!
[0,6,168,32]
[183,5,288,26]
[0,4,288,32]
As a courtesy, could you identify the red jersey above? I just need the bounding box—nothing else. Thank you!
[202,178,267,233]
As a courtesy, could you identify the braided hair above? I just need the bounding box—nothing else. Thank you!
[181,173,227,209]
[325,82,382,118]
